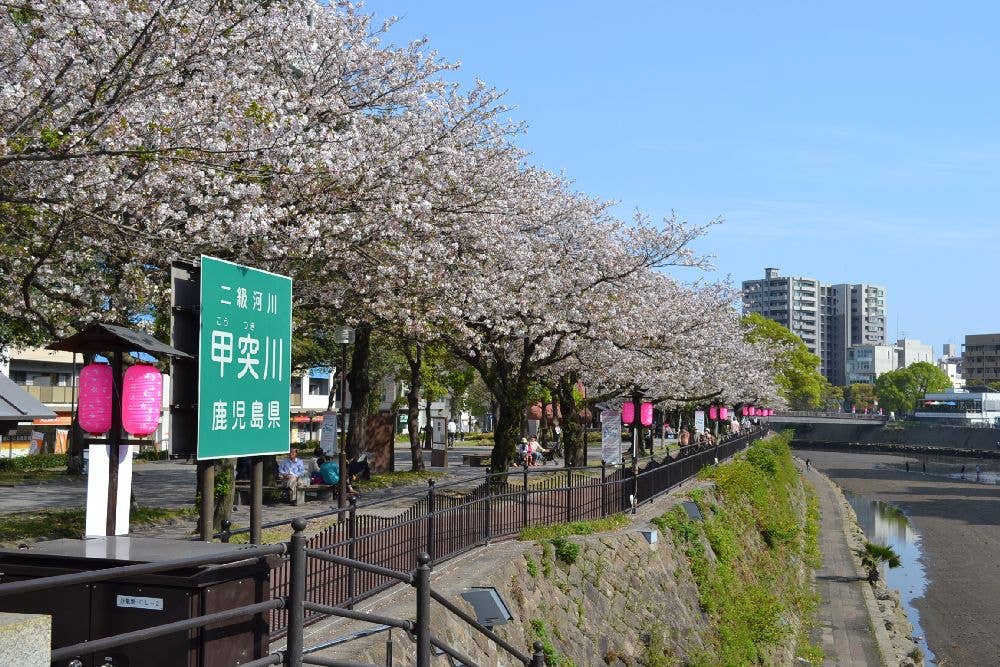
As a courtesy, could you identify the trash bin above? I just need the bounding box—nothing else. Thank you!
[0,537,275,666]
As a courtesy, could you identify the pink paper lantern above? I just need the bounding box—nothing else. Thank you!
[708,405,718,421]
[621,401,635,425]
[639,402,653,427]
[719,406,729,421]
[122,365,163,436]
[78,363,113,434]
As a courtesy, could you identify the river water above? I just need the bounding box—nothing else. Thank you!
[842,490,937,666]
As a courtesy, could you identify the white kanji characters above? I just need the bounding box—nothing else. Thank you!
[236,334,260,379]
[267,292,278,314]
[252,290,263,312]
[211,401,228,430]
[267,400,281,428]
[219,285,233,305]
[231,400,246,429]
[210,330,234,377]
[236,287,248,309]
[250,401,264,429]
[268,337,283,381]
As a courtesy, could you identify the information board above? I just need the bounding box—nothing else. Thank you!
[601,409,622,464]
[197,256,292,459]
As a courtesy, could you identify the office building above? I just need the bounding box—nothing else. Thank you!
[845,338,933,385]
[742,268,887,385]
[962,333,1000,387]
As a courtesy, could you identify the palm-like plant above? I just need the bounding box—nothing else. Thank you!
[855,542,902,585]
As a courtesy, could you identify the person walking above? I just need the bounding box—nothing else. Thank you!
[447,418,457,447]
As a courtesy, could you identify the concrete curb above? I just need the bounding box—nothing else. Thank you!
[810,467,896,666]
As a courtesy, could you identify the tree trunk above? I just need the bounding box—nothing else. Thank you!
[424,393,433,449]
[346,323,372,459]
[557,374,584,467]
[404,344,424,471]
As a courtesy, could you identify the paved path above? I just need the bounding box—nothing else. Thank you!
[800,461,882,667]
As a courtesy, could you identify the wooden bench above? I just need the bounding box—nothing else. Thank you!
[462,454,489,467]
[234,481,337,506]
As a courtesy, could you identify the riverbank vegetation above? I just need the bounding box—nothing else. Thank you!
[653,431,823,665]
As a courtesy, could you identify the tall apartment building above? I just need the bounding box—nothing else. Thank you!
[962,333,1000,386]
[742,268,887,385]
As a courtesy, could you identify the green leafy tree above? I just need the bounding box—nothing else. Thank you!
[874,362,952,414]
[742,313,826,409]
[986,380,1000,392]
[821,384,845,411]
[847,383,876,411]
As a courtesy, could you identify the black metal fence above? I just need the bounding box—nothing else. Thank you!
[0,428,762,665]
[258,428,762,639]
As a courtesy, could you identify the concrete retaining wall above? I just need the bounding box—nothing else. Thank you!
[772,420,1000,453]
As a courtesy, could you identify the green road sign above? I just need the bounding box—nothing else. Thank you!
[197,256,292,460]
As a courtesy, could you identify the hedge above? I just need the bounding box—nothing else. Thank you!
[0,453,68,471]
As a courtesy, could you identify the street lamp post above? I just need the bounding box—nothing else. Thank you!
[334,326,355,509]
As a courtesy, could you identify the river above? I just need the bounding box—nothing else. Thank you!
[794,448,1000,666]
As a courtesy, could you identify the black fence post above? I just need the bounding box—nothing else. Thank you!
[483,472,492,544]
[287,517,307,667]
[426,479,436,564]
[600,461,607,517]
[530,640,546,666]
[415,552,432,667]
[565,466,572,523]
[219,518,231,543]
[347,496,357,608]
[522,463,529,530]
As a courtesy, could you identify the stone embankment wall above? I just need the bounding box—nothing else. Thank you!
[321,434,819,666]
[779,420,1000,455]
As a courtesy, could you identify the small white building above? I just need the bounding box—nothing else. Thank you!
[913,390,1000,427]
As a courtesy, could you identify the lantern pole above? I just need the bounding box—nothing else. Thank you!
[631,386,641,513]
[106,350,124,536]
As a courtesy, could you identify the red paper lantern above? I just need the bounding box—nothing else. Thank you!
[639,402,653,427]
[122,365,163,436]
[719,406,729,421]
[708,405,718,421]
[621,402,635,425]
[78,363,113,434]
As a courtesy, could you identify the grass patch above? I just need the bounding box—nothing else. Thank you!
[518,514,630,541]
[355,470,443,490]
[0,506,197,543]
[0,468,79,486]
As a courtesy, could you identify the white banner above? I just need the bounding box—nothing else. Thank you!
[319,411,337,454]
[694,410,706,434]
[601,410,622,464]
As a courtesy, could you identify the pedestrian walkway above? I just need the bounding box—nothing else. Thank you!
[800,462,882,666]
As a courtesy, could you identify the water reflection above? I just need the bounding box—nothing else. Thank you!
[843,491,937,666]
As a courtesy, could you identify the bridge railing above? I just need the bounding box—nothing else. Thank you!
[774,410,887,421]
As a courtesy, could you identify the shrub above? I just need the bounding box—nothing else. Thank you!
[552,538,580,565]
[0,453,68,471]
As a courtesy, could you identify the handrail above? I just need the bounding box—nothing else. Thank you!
[304,548,414,584]
[0,543,286,598]
[51,599,284,661]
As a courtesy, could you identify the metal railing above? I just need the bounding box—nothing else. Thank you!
[219,428,764,639]
[0,429,762,665]
[774,410,887,421]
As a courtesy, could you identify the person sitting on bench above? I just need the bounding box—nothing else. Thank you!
[279,447,308,500]
[317,454,358,496]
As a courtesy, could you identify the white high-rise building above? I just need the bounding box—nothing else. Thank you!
[742,268,887,385]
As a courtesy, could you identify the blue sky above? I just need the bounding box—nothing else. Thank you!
[368,1,999,353]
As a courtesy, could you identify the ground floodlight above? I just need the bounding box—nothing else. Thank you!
[460,587,514,629]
